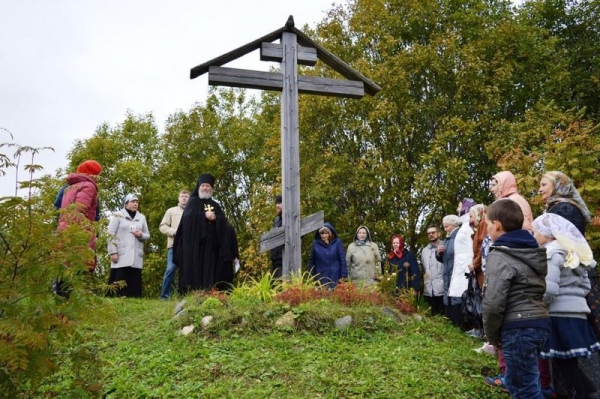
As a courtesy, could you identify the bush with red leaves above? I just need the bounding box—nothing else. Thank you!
[274,286,325,307]
[330,281,388,306]
[274,281,416,314]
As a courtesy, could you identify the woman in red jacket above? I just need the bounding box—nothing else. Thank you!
[58,160,102,272]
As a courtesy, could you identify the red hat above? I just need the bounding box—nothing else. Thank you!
[77,160,103,176]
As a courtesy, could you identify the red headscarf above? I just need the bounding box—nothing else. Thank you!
[388,234,405,259]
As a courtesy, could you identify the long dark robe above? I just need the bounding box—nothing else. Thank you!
[215,224,239,291]
[173,195,227,293]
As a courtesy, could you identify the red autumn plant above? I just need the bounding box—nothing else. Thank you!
[275,286,324,307]
[330,281,387,306]
[274,280,416,314]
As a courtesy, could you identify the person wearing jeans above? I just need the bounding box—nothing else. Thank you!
[482,200,550,398]
[501,327,550,397]
[159,190,190,299]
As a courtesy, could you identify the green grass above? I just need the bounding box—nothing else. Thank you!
[35,297,506,398]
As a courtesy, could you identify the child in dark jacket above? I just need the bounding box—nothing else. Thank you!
[482,199,550,398]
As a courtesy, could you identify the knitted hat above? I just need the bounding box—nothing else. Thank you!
[77,160,103,175]
[198,173,215,187]
[123,193,139,205]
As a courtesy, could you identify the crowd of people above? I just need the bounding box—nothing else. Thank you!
[270,169,599,398]
[55,161,599,398]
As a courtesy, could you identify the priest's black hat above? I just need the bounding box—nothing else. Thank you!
[198,173,215,187]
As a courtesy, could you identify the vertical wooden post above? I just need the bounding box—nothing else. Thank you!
[280,31,301,278]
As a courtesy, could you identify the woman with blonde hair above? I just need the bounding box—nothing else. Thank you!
[468,204,488,289]
[538,171,598,396]
[539,171,592,235]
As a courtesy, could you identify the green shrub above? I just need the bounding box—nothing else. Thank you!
[229,271,282,303]
[0,143,111,397]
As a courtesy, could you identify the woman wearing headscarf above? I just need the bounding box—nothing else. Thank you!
[468,204,488,289]
[539,171,592,235]
[387,235,420,293]
[533,213,599,398]
[489,171,533,231]
[539,171,597,328]
[107,194,150,298]
[538,171,598,396]
[450,198,476,304]
[308,223,347,288]
[346,226,381,287]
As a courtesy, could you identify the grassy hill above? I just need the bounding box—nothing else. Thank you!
[33,289,506,398]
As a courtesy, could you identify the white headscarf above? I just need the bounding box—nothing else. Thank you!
[532,213,595,269]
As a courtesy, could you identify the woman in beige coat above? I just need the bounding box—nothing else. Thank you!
[107,194,150,297]
[346,225,381,287]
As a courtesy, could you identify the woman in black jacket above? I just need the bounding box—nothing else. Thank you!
[538,171,598,396]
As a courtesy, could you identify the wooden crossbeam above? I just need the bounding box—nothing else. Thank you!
[260,42,317,66]
[299,75,364,98]
[208,66,281,90]
[189,22,381,96]
[208,66,365,98]
[259,210,324,253]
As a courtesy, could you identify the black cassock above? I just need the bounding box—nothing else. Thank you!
[215,224,239,291]
[174,196,228,293]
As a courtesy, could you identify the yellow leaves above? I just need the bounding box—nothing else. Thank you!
[0,320,51,373]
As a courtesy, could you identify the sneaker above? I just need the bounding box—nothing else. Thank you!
[466,328,484,339]
[483,374,508,393]
[473,342,496,356]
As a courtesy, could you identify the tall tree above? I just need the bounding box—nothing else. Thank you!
[292,0,566,254]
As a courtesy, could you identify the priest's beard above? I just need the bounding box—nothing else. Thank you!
[198,189,213,199]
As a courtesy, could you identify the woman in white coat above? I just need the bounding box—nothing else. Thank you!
[107,193,150,297]
[448,198,476,329]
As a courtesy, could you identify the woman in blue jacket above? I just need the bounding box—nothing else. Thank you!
[308,223,347,288]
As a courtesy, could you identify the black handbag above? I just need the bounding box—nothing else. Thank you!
[461,272,482,324]
[585,266,600,340]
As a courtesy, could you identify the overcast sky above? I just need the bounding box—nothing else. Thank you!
[0,0,340,197]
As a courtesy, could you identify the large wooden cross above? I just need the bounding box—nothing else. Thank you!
[190,16,380,278]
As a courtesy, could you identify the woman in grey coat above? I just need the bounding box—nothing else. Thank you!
[107,194,150,297]
[346,225,381,287]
